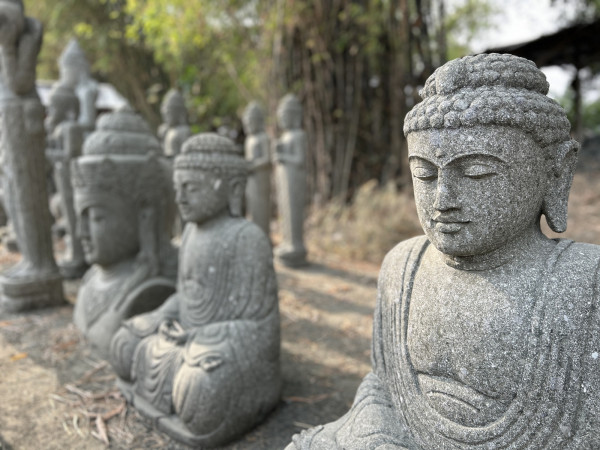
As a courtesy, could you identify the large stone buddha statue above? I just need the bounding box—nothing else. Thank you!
[110,133,281,447]
[72,107,178,359]
[287,54,600,448]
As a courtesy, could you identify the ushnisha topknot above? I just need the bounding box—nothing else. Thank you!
[403,53,576,149]
[175,132,248,176]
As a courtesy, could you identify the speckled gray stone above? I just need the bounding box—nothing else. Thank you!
[0,1,64,311]
[274,94,308,267]
[286,53,600,449]
[158,88,191,158]
[59,39,99,134]
[110,133,281,448]
[45,82,87,279]
[72,106,178,359]
[243,101,272,236]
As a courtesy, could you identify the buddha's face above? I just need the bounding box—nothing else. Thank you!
[277,107,300,130]
[174,169,229,224]
[59,65,80,89]
[162,105,184,127]
[408,125,550,257]
[75,196,140,267]
[243,113,263,135]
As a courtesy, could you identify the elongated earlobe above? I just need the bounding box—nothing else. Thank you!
[228,177,245,217]
[542,140,579,233]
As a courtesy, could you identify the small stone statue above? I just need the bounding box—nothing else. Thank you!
[72,106,178,359]
[274,94,307,267]
[0,0,64,310]
[242,101,271,236]
[287,54,600,448]
[58,39,98,134]
[158,88,191,157]
[110,133,280,447]
[45,82,87,279]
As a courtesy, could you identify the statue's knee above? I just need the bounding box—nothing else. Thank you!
[172,363,232,435]
[109,326,139,381]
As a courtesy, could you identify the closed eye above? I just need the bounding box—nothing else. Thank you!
[462,164,497,179]
[412,167,438,181]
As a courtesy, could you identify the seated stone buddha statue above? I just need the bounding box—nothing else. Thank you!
[287,53,600,449]
[72,106,178,359]
[110,133,281,447]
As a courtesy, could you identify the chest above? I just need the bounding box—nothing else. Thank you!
[407,260,541,401]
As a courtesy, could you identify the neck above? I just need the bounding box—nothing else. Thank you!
[97,256,137,281]
[440,224,552,271]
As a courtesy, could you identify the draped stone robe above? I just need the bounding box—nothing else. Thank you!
[111,217,280,447]
[288,236,600,449]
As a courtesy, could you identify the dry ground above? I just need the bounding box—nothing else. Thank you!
[0,166,599,449]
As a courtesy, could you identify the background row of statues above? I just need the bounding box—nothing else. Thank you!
[0,8,282,444]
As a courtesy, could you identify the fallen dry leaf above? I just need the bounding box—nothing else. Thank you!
[10,352,27,362]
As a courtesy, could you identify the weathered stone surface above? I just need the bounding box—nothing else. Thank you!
[0,1,64,311]
[158,88,191,158]
[243,101,271,236]
[45,82,87,279]
[110,133,281,447]
[72,106,178,359]
[274,94,307,267]
[58,39,98,134]
[287,54,600,448]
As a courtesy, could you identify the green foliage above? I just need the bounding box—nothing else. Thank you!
[24,0,499,202]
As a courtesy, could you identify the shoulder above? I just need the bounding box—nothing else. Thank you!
[377,235,429,301]
[380,235,429,278]
[234,219,271,250]
[555,240,600,288]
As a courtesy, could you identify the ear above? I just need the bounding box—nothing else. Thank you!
[542,139,579,233]
[136,204,159,276]
[228,176,246,217]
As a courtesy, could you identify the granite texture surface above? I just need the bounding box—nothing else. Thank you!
[286,53,600,448]
[0,2,64,311]
[110,133,281,447]
[243,101,272,237]
[274,94,308,267]
[72,106,178,359]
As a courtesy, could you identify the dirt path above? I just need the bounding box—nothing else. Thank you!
[0,252,381,449]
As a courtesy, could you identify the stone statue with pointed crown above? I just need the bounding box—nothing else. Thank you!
[0,0,64,310]
[287,53,600,449]
[72,106,178,359]
[110,133,281,447]
[59,38,98,134]
[158,88,191,157]
[242,101,271,236]
[274,93,308,266]
[45,82,87,279]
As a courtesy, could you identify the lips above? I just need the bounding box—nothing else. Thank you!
[431,214,470,233]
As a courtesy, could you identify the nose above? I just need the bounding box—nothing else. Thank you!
[175,187,186,205]
[433,171,459,211]
[77,213,89,240]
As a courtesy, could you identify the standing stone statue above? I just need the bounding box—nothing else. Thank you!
[0,0,64,311]
[274,94,307,267]
[72,106,178,359]
[287,53,600,449]
[110,133,281,447]
[58,38,98,134]
[45,82,87,279]
[242,101,271,236]
[158,88,191,158]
